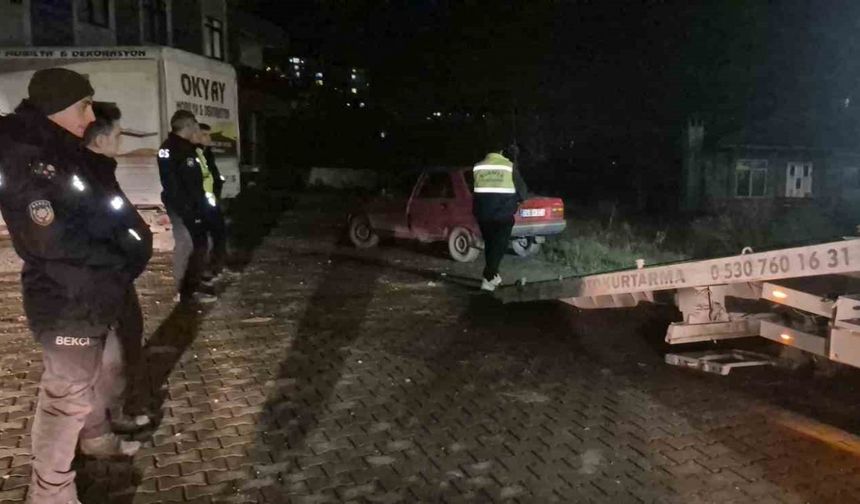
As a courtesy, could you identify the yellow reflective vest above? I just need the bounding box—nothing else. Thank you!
[196,147,215,195]
[473,152,515,194]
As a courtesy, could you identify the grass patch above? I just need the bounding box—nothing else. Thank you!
[541,219,686,275]
[541,204,850,276]
[688,206,845,258]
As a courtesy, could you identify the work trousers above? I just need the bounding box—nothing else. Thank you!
[203,204,227,276]
[28,288,142,503]
[478,217,515,281]
[169,212,208,299]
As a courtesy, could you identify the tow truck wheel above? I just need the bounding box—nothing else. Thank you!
[349,215,379,249]
[448,227,479,262]
[511,236,542,257]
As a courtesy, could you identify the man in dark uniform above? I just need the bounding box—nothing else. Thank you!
[81,102,153,432]
[0,68,148,504]
[157,111,216,304]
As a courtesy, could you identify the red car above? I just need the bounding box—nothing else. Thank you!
[348,167,566,262]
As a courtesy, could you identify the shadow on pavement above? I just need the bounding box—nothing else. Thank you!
[74,187,295,503]
[132,305,205,424]
[223,185,294,270]
[240,254,383,497]
[74,304,206,503]
[261,239,482,290]
[565,302,860,503]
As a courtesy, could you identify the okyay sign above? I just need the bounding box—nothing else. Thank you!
[180,73,227,104]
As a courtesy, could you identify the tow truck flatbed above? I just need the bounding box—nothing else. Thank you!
[495,238,860,372]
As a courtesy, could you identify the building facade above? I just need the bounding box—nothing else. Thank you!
[681,114,860,222]
[0,0,377,175]
[0,0,227,59]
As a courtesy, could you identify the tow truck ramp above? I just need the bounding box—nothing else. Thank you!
[496,238,860,373]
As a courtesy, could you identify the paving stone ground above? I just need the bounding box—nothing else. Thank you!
[1,195,860,503]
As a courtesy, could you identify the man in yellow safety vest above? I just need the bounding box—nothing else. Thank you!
[472,148,529,291]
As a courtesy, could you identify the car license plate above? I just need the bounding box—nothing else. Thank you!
[520,208,546,218]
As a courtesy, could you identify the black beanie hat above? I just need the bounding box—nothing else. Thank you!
[28,68,94,115]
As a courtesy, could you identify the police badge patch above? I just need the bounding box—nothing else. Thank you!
[187,158,196,167]
[28,200,54,226]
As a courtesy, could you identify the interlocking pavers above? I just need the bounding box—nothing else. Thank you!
[0,198,859,503]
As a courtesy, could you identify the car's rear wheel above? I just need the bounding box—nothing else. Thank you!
[511,236,542,257]
[349,215,379,248]
[448,227,479,262]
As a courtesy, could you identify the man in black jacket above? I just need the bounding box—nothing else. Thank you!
[0,68,147,504]
[157,110,216,304]
[81,102,153,433]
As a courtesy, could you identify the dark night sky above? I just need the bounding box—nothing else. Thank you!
[244,1,860,163]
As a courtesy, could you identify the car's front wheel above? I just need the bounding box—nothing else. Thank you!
[349,215,379,248]
[448,227,480,262]
[511,236,542,257]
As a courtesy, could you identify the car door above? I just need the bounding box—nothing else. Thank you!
[368,171,419,238]
[446,168,480,234]
[407,171,456,242]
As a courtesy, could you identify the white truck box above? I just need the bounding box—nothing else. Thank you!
[0,46,241,250]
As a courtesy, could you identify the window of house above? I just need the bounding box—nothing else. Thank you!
[204,17,224,61]
[735,159,768,197]
[785,162,813,198]
[78,0,110,28]
[418,172,454,199]
[143,0,167,45]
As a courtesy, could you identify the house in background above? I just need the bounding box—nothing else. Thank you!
[681,110,860,222]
